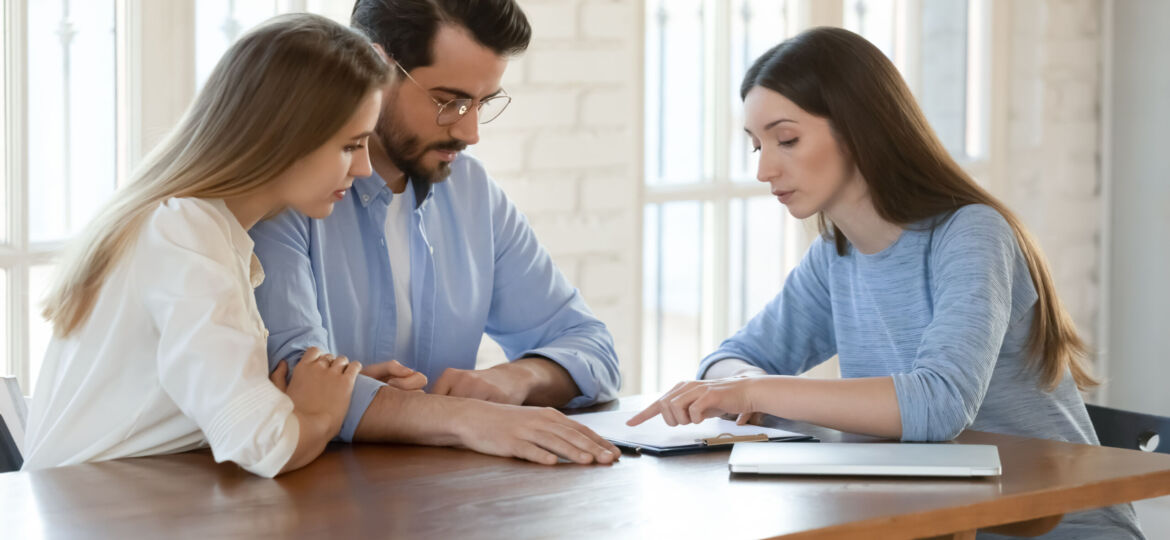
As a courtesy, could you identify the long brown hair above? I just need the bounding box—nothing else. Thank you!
[43,13,390,336]
[741,27,1096,391]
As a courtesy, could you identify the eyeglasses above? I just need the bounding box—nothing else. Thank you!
[393,62,511,127]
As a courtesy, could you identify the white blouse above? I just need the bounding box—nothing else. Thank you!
[22,197,298,478]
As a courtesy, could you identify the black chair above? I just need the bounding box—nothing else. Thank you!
[0,416,21,472]
[1085,403,1169,454]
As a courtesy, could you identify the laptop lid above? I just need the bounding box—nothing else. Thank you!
[729,442,1002,477]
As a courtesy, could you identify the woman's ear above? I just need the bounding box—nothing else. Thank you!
[371,43,390,63]
[828,123,858,169]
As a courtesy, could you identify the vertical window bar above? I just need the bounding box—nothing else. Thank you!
[736,0,752,178]
[738,198,749,324]
[653,205,665,390]
[854,0,868,36]
[697,2,707,181]
[5,0,30,389]
[221,0,242,44]
[55,0,76,233]
[654,3,666,182]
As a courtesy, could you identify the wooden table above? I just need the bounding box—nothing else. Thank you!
[2,397,1169,539]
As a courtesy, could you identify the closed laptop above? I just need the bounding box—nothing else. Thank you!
[729,442,1002,477]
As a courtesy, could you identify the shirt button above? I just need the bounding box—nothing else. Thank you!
[362,195,370,202]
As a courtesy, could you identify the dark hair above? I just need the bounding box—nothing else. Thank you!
[740,26,1096,392]
[351,0,531,71]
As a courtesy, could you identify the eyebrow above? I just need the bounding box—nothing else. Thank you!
[744,118,796,136]
[349,131,375,140]
[430,86,505,100]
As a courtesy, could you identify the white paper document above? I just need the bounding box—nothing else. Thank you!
[569,410,811,453]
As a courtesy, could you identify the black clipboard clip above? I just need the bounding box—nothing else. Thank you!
[697,433,769,446]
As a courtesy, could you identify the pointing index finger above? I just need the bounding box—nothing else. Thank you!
[625,404,662,426]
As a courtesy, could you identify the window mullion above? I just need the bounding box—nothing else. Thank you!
[5,0,29,389]
[136,0,194,160]
[116,0,140,181]
[899,0,923,95]
[800,0,843,28]
[707,1,733,346]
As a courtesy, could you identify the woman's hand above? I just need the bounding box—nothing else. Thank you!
[626,377,761,427]
[270,347,361,434]
[269,347,362,474]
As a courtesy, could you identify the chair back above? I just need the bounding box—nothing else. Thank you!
[1086,403,1169,454]
[0,377,27,472]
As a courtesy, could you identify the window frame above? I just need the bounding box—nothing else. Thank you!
[639,0,811,394]
[0,0,199,393]
[0,0,354,394]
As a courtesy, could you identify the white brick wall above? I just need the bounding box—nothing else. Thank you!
[1003,0,1104,370]
[470,0,642,393]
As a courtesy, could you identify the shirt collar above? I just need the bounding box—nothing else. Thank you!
[206,198,255,260]
[206,198,265,288]
[353,172,391,207]
[353,169,434,210]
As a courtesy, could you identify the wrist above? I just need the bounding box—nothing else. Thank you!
[494,359,541,399]
[445,396,494,448]
[740,375,777,415]
[407,390,470,447]
[295,410,336,443]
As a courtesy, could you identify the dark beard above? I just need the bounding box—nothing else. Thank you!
[376,100,467,186]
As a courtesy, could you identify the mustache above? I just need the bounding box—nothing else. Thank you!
[428,140,467,153]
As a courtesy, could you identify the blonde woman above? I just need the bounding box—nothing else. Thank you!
[22,13,390,478]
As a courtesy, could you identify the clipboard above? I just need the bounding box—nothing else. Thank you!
[569,410,816,456]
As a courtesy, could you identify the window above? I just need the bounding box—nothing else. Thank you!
[641,0,997,392]
[641,0,805,393]
[1,0,354,394]
[196,1,353,89]
[2,0,121,393]
[843,0,992,172]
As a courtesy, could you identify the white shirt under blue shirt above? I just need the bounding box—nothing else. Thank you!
[250,153,621,442]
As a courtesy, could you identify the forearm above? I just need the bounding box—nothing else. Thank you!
[351,387,466,446]
[279,412,335,474]
[702,358,768,379]
[748,375,902,439]
[504,356,580,407]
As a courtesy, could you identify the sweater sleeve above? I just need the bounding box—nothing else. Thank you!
[892,206,1022,441]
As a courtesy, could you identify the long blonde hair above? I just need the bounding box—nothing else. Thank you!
[44,13,390,336]
[742,27,1097,391]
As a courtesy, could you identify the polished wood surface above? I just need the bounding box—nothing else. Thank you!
[2,397,1170,539]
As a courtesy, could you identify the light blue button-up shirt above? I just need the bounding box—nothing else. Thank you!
[250,154,621,441]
